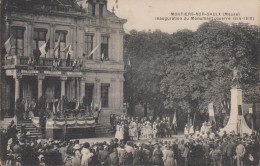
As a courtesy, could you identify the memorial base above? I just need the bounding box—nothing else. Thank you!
[220,88,252,135]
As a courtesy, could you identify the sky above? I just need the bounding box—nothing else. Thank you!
[107,0,260,34]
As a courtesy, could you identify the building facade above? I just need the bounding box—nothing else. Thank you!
[1,0,126,124]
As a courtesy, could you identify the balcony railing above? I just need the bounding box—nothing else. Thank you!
[4,55,125,72]
[5,55,75,68]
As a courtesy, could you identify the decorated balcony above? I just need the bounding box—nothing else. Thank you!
[4,55,75,71]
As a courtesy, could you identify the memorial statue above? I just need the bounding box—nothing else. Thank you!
[227,66,242,88]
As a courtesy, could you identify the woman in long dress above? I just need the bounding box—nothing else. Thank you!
[115,122,124,141]
[163,145,175,166]
[129,120,137,140]
[81,143,93,166]
[72,144,82,166]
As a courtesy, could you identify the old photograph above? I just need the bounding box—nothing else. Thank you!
[0,0,259,165]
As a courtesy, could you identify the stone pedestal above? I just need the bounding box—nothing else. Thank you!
[220,88,252,135]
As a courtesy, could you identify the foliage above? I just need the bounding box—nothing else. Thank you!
[161,21,260,116]
[124,21,259,120]
[124,30,171,116]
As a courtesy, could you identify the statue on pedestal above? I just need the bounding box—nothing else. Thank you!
[230,66,242,88]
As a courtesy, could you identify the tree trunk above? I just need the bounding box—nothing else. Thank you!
[144,103,148,117]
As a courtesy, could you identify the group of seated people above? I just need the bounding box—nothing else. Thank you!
[0,119,259,166]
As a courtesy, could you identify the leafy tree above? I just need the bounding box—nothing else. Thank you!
[124,30,171,116]
[161,21,259,127]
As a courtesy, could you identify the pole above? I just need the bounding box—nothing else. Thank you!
[188,109,190,134]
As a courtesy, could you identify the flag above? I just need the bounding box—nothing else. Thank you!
[90,100,94,111]
[127,58,131,66]
[101,52,104,61]
[39,39,50,57]
[208,102,216,124]
[4,35,13,54]
[63,44,73,59]
[54,35,61,58]
[172,111,177,127]
[56,99,61,112]
[208,102,214,117]
[52,102,56,113]
[75,101,79,110]
[46,102,49,110]
[99,100,102,110]
[87,43,100,58]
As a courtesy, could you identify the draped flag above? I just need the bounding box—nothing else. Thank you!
[63,44,73,59]
[99,100,102,111]
[4,35,13,54]
[208,102,216,123]
[87,43,100,58]
[39,39,50,57]
[75,101,80,110]
[172,110,177,127]
[46,102,49,110]
[56,99,61,112]
[101,52,105,61]
[90,100,94,111]
[127,58,131,66]
[54,35,61,58]
[52,102,56,113]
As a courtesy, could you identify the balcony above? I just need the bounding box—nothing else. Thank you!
[4,55,74,71]
[4,55,125,73]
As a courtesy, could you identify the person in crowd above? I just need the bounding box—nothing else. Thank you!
[72,144,82,166]
[98,145,109,165]
[1,114,260,166]
[108,148,119,166]
[163,145,175,166]
[115,121,124,141]
[152,144,163,166]
[236,140,246,166]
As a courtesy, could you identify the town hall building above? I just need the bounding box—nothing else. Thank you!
[1,0,126,124]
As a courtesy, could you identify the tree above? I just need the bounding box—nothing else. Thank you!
[124,30,171,117]
[161,21,259,128]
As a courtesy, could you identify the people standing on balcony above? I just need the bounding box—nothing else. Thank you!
[27,56,34,67]
[33,49,41,65]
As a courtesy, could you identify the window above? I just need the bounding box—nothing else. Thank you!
[101,36,109,60]
[83,35,94,60]
[85,83,94,106]
[55,31,67,58]
[101,83,109,107]
[91,3,96,16]
[99,4,104,17]
[11,27,25,56]
[33,28,47,56]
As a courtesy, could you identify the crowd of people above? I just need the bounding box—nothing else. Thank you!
[0,117,259,166]
[110,115,177,141]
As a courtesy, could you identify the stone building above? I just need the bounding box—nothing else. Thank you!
[1,0,126,124]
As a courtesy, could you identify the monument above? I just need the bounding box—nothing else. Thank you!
[220,67,252,135]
